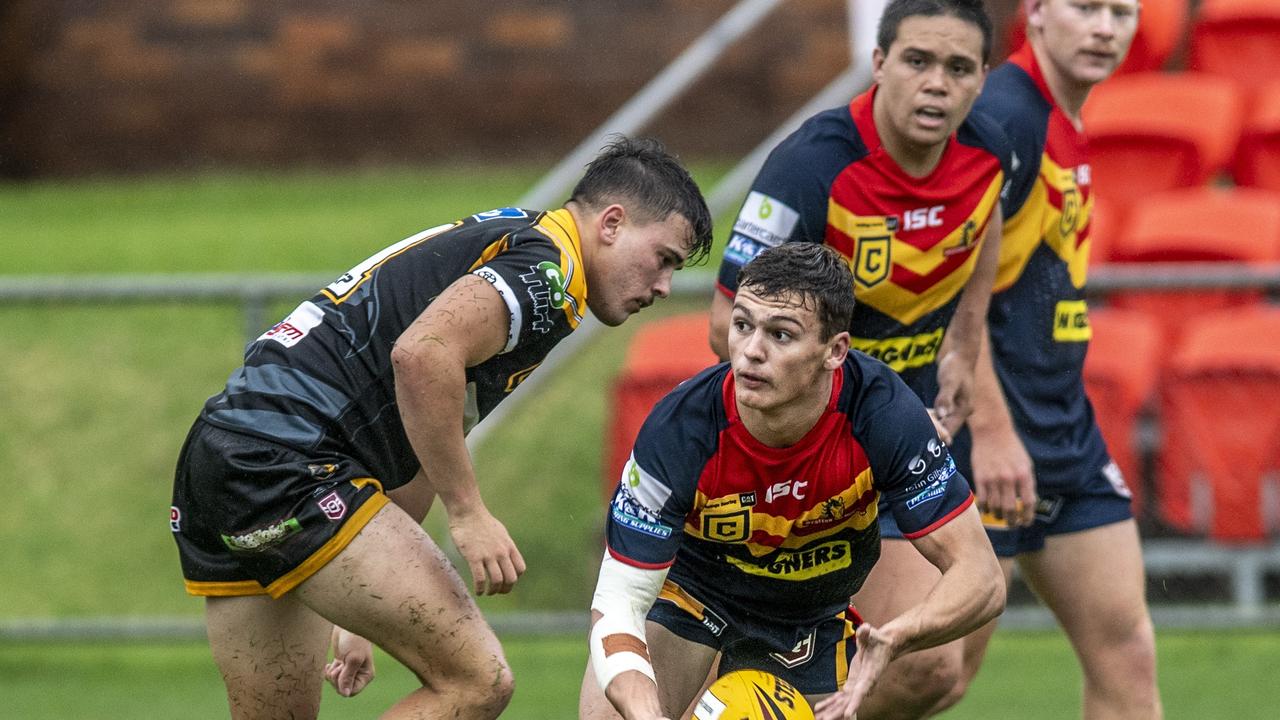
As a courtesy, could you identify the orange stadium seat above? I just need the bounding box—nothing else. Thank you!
[1002,0,1189,73]
[1157,306,1280,542]
[1106,187,1280,346]
[1083,307,1163,514]
[1082,72,1244,210]
[1189,0,1280,92]
[1234,81,1280,191]
[606,312,719,499]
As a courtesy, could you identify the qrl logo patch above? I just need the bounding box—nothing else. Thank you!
[854,235,891,287]
[317,492,347,521]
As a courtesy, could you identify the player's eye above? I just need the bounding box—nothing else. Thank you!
[772,330,792,342]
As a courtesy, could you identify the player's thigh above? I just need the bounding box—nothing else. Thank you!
[205,593,333,720]
[293,501,505,685]
[577,620,718,720]
[649,619,721,716]
[1018,519,1151,650]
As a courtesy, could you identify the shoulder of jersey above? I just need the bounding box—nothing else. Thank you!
[976,62,1052,134]
[772,104,869,168]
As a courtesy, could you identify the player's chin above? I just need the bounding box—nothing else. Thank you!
[589,301,629,327]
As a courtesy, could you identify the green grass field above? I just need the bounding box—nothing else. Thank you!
[3,169,1279,716]
[5,630,1280,719]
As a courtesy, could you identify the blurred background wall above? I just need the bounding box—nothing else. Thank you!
[0,0,1020,178]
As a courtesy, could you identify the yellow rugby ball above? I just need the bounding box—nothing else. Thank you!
[692,669,814,720]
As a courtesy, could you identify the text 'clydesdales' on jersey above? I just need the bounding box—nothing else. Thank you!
[716,86,1012,400]
[199,207,587,491]
[968,43,1112,493]
[605,354,973,626]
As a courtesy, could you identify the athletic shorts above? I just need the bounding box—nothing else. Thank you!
[646,578,860,696]
[171,419,390,598]
[876,457,1133,552]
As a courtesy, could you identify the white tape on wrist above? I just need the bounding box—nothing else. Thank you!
[589,551,667,691]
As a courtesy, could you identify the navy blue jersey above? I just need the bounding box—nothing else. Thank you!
[605,353,973,626]
[958,44,1112,493]
[200,208,588,491]
[715,86,1013,404]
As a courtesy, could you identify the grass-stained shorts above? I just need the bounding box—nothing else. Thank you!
[647,578,861,696]
[171,419,389,598]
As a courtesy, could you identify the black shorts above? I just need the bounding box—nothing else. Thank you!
[171,419,390,598]
[647,579,860,696]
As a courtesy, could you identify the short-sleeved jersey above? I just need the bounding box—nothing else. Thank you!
[716,86,1013,403]
[966,44,1110,491]
[199,207,588,491]
[605,353,974,626]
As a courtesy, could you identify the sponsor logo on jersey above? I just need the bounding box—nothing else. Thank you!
[519,263,561,334]
[733,191,800,247]
[902,205,945,231]
[854,235,892,287]
[471,207,528,223]
[903,455,957,494]
[221,517,302,552]
[739,490,757,507]
[726,539,850,580]
[612,468,674,539]
[851,327,944,372]
[699,605,728,636]
[260,301,325,348]
[702,509,750,542]
[765,479,809,503]
[169,506,181,533]
[943,220,979,257]
[769,629,816,668]
[1059,187,1082,237]
[317,492,347,521]
[797,496,850,530]
[906,481,948,510]
[1052,300,1091,342]
[724,233,765,266]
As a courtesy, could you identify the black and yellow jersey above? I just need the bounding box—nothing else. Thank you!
[716,86,1013,403]
[957,44,1111,493]
[199,207,587,490]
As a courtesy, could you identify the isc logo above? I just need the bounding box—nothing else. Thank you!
[901,205,945,231]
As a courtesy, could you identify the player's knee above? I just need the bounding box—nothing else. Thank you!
[438,651,515,717]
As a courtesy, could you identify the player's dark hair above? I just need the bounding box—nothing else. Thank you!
[737,243,855,341]
[570,135,714,265]
[878,0,993,63]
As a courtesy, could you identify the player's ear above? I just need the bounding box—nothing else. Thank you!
[872,47,886,82]
[1026,0,1047,32]
[599,204,626,247]
[825,331,850,370]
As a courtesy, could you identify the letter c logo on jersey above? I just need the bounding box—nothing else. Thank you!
[854,235,891,288]
[702,510,750,543]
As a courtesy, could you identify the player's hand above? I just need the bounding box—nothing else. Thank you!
[813,623,896,720]
[971,423,1036,527]
[933,351,973,440]
[325,627,375,697]
[926,408,953,444]
[448,507,526,595]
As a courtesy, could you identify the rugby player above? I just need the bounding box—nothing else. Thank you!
[169,136,713,719]
[580,243,1004,720]
[940,1,1161,717]
[706,2,1011,716]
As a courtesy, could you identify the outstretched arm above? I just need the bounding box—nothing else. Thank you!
[589,553,671,720]
[392,273,524,596]
[815,504,1004,720]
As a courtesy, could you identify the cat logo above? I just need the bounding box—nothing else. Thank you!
[854,235,891,287]
[702,510,750,542]
[1060,187,1081,237]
